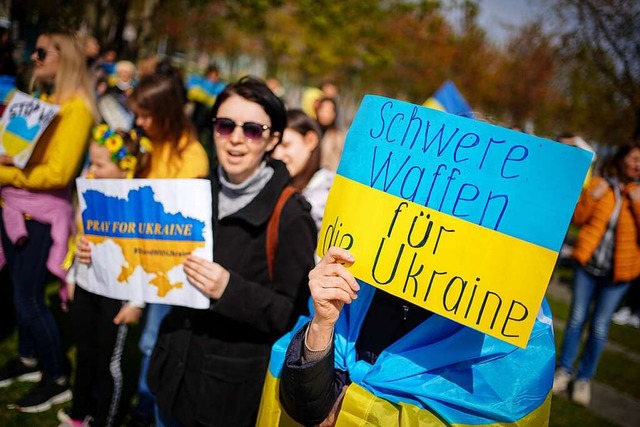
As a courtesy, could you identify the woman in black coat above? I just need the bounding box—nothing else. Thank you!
[147,76,317,427]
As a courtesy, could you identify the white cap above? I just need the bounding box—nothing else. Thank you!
[0,17,10,29]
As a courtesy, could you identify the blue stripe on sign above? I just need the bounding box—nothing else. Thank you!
[337,95,592,252]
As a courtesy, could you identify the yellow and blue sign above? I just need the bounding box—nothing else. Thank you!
[77,179,213,309]
[0,90,60,168]
[257,95,578,426]
[318,95,593,348]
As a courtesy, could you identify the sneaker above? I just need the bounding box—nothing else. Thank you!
[14,377,72,413]
[552,368,572,394]
[0,357,42,387]
[572,379,591,406]
[612,307,631,325]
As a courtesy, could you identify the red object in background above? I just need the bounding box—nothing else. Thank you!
[0,104,6,117]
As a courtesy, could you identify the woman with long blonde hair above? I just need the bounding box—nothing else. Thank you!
[0,32,96,413]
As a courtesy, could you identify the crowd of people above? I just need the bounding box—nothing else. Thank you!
[0,27,637,427]
[0,30,343,427]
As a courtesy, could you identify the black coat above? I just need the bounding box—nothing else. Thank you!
[279,291,432,426]
[147,160,317,427]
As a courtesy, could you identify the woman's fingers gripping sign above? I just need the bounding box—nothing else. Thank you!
[309,247,359,327]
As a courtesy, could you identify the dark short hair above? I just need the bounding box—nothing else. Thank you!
[211,75,287,146]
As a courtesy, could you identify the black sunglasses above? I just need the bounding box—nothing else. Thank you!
[212,117,270,141]
[32,47,54,62]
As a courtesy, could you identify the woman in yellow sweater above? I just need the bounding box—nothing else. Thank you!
[130,74,209,180]
[554,143,640,406]
[0,33,97,413]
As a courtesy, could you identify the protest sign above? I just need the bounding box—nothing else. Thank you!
[318,95,593,348]
[0,90,60,168]
[77,178,213,309]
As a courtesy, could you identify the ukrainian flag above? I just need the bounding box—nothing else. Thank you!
[186,74,225,107]
[257,287,554,426]
[423,80,474,118]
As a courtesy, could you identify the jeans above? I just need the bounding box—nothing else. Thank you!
[0,216,67,378]
[0,266,16,342]
[558,264,630,380]
[132,303,172,419]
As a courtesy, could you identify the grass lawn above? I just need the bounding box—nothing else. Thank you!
[0,282,143,427]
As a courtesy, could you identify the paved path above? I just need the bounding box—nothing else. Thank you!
[546,278,640,427]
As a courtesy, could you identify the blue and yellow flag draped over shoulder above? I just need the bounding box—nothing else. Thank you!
[423,80,474,118]
[257,285,555,426]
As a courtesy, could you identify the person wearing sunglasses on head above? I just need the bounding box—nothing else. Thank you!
[146,76,316,427]
[0,33,99,414]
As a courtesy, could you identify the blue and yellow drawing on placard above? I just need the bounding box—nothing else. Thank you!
[317,95,593,348]
[76,179,212,310]
[82,185,206,298]
[0,90,60,168]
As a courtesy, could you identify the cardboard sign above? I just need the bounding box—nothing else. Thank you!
[76,178,213,309]
[317,95,593,348]
[0,91,60,168]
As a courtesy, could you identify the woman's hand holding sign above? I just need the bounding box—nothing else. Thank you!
[306,247,359,351]
[184,255,230,299]
[76,236,92,264]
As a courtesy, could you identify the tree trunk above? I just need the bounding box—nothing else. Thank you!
[113,0,130,57]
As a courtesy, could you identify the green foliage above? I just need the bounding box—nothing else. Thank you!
[548,0,640,141]
[13,0,637,142]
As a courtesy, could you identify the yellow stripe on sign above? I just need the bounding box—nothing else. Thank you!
[317,175,557,348]
[1,131,32,156]
[86,235,204,297]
